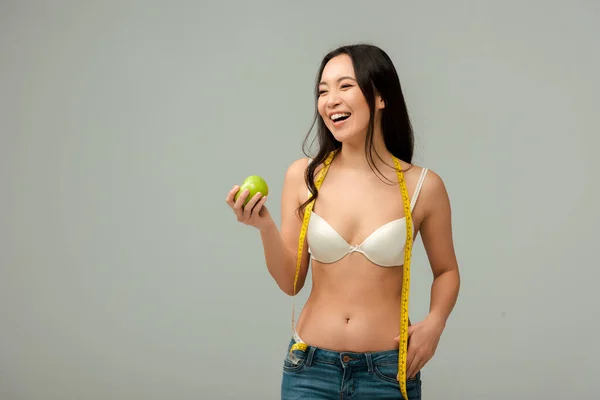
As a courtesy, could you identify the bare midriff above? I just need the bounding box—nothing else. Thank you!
[295,252,411,353]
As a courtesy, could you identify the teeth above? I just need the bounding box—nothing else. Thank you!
[330,113,350,121]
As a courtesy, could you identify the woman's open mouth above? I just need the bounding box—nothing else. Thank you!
[330,112,351,127]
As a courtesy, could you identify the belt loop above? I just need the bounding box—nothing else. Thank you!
[306,346,316,367]
[365,353,374,373]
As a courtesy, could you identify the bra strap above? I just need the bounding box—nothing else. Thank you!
[410,167,428,211]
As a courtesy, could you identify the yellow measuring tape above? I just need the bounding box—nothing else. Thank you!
[289,150,413,400]
[393,155,413,400]
[289,150,336,355]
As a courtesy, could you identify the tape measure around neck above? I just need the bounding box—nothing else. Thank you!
[289,151,412,399]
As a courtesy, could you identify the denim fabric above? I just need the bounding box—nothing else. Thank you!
[281,338,422,399]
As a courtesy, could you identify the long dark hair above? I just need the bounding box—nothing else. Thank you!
[297,44,415,219]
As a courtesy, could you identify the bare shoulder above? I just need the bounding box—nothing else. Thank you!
[418,167,451,217]
[283,157,309,196]
[283,156,326,188]
[284,157,309,181]
[421,167,447,194]
[281,157,311,206]
[400,162,450,218]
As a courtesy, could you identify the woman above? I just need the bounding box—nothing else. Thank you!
[225,44,460,399]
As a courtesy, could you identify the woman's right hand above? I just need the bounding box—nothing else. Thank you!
[225,185,272,230]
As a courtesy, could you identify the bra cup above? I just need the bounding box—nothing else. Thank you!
[307,213,354,264]
[360,219,406,267]
[307,212,408,267]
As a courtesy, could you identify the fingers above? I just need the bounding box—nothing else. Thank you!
[405,338,431,379]
[405,342,417,378]
[407,356,426,379]
[226,184,267,225]
[252,195,268,216]
[406,353,421,379]
[232,189,250,216]
[242,192,264,217]
[403,324,419,377]
[412,359,426,379]
[225,185,240,206]
[225,185,248,220]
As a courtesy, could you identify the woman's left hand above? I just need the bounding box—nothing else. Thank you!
[394,314,445,379]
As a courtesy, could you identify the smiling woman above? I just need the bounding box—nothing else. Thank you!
[225,43,460,400]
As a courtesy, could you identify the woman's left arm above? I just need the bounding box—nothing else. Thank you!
[420,171,461,326]
[404,170,461,378]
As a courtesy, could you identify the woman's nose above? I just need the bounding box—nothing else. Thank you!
[326,92,341,107]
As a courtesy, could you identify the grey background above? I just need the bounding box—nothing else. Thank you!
[1,0,598,399]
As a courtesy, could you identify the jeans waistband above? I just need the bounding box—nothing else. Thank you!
[289,333,399,368]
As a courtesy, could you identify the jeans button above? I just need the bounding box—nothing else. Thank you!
[342,355,351,362]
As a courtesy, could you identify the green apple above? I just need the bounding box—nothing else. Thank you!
[234,175,269,206]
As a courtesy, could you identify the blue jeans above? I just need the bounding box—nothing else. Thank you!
[281,337,422,399]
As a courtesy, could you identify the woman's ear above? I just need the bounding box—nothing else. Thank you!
[376,95,385,110]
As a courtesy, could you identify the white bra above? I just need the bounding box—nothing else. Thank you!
[307,167,428,267]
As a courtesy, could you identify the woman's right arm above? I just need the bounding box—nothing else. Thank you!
[226,158,311,296]
[261,158,311,295]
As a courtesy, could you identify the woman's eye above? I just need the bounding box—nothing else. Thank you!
[341,84,352,89]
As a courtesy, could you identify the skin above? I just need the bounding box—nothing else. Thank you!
[225,54,460,380]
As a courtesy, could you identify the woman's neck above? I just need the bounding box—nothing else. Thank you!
[335,131,392,173]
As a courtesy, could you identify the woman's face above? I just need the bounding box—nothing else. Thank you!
[317,54,384,143]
